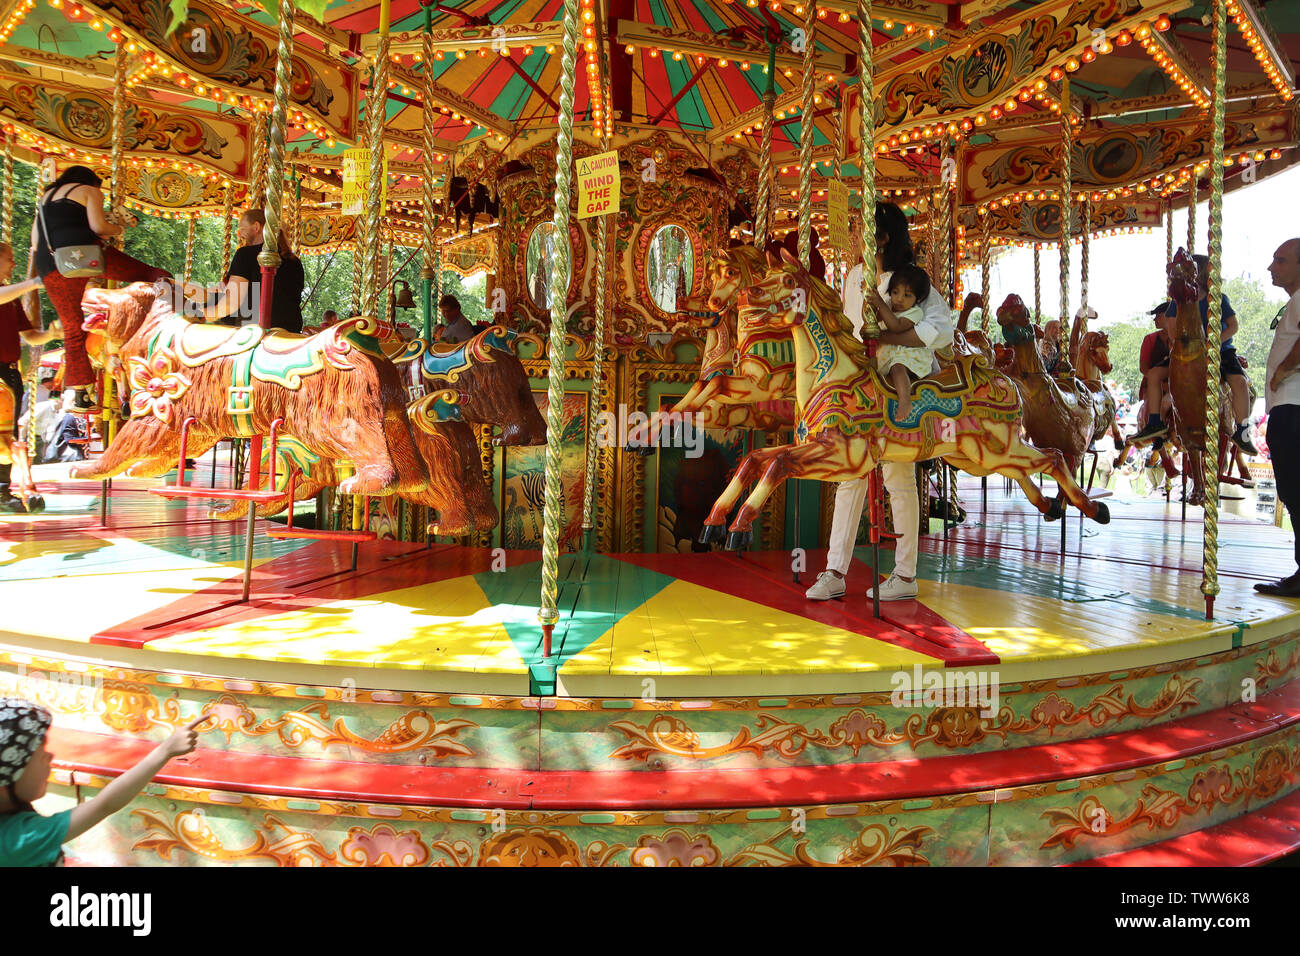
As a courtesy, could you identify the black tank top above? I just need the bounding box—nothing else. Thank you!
[34,185,101,279]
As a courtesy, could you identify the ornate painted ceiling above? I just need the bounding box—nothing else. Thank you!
[0,0,1294,247]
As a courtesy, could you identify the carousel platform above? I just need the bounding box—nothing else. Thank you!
[4,464,1300,866]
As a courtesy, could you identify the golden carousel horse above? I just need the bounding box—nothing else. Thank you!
[0,379,41,512]
[699,252,1109,549]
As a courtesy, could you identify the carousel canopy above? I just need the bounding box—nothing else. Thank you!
[0,0,1295,247]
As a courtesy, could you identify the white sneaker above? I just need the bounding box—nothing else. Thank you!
[867,572,919,601]
[805,570,846,601]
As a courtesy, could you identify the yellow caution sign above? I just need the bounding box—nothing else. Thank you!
[576,149,620,220]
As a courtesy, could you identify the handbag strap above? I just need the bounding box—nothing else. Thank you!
[35,184,80,253]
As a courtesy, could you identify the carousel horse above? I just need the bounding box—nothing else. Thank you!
[950,293,997,366]
[1115,250,1240,506]
[1070,328,1124,445]
[996,295,1098,502]
[69,282,429,497]
[664,245,797,435]
[699,252,1108,548]
[397,326,547,447]
[0,379,42,512]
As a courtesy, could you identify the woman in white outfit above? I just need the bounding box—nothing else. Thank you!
[805,202,955,602]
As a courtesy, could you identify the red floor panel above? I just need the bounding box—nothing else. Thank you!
[615,549,998,665]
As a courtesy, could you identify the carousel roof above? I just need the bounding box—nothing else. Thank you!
[0,0,1295,244]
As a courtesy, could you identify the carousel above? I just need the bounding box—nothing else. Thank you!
[0,0,1298,867]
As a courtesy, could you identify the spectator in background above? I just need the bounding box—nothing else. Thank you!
[1132,305,1173,443]
[190,209,304,333]
[0,243,58,511]
[320,309,339,328]
[1257,238,1300,595]
[436,294,481,344]
[1039,318,1062,373]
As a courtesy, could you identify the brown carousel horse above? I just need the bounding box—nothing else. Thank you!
[1115,250,1244,506]
[699,252,1108,549]
[996,295,1099,506]
[0,379,41,512]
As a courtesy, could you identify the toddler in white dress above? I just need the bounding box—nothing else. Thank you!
[875,264,934,423]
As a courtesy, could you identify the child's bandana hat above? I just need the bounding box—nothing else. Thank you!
[0,698,51,788]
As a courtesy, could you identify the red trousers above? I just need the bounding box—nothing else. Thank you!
[42,246,172,388]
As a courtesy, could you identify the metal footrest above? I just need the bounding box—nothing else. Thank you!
[150,486,284,502]
[266,528,377,543]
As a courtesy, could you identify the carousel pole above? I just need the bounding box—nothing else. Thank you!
[537,0,582,660]
[855,0,881,618]
[1202,0,1229,619]
[241,0,296,589]
[420,2,437,343]
[937,137,951,303]
[1080,197,1091,324]
[831,89,844,291]
[1058,77,1073,376]
[1187,175,1197,254]
[1033,243,1041,322]
[101,42,130,455]
[753,40,777,246]
[582,61,613,552]
[2,133,12,243]
[788,0,818,575]
[183,216,196,287]
[979,219,991,332]
[1165,197,1174,265]
[249,112,267,209]
[360,1,392,319]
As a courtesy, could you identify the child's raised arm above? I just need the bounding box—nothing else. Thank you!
[867,288,916,334]
[65,716,206,841]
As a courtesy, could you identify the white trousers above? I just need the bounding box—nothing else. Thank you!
[824,462,919,578]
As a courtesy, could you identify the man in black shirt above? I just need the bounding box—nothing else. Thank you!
[437,295,482,344]
[189,209,304,333]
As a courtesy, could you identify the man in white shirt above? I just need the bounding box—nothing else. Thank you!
[1258,238,1300,596]
[805,224,955,603]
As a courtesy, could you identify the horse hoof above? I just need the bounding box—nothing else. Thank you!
[1092,502,1110,525]
[23,495,44,514]
[1044,499,1066,522]
[698,524,726,545]
[726,530,753,551]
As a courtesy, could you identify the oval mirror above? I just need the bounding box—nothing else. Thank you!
[647,224,694,313]
[525,222,558,309]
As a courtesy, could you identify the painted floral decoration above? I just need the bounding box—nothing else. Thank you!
[128,347,191,424]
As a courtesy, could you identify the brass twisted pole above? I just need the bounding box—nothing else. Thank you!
[109,44,128,249]
[220,184,234,272]
[1080,198,1090,319]
[830,89,844,290]
[1033,243,1041,322]
[936,138,951,300]
[538,0,582,652]
[1,133,12,244]
[979,219,991,332]
[1059,78,1072,350]
[796,0,816,265]
[249,113,267,210]
[284,159,301,251]
[857,0,877,308]
[1187,175,1197,254]
[360,19,392,318]
[1165,197,1173,266]
[420,17,438,341]
[1202,0,1228,617]
[257,0,294,277]
[755,82,776,246]
[583,120,613,538]
[184,216,196,286]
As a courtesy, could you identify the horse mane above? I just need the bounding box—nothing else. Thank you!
[724,245,766,285]
[803,265,873,368]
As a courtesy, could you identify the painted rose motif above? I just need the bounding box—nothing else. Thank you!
[1187,765,1235,808]
[829,709,887,756]
[1030,693,1075,730]
[200,694,259,743]
[340,825,430,867]
[128,347,191,424]
[630,829,720,867]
